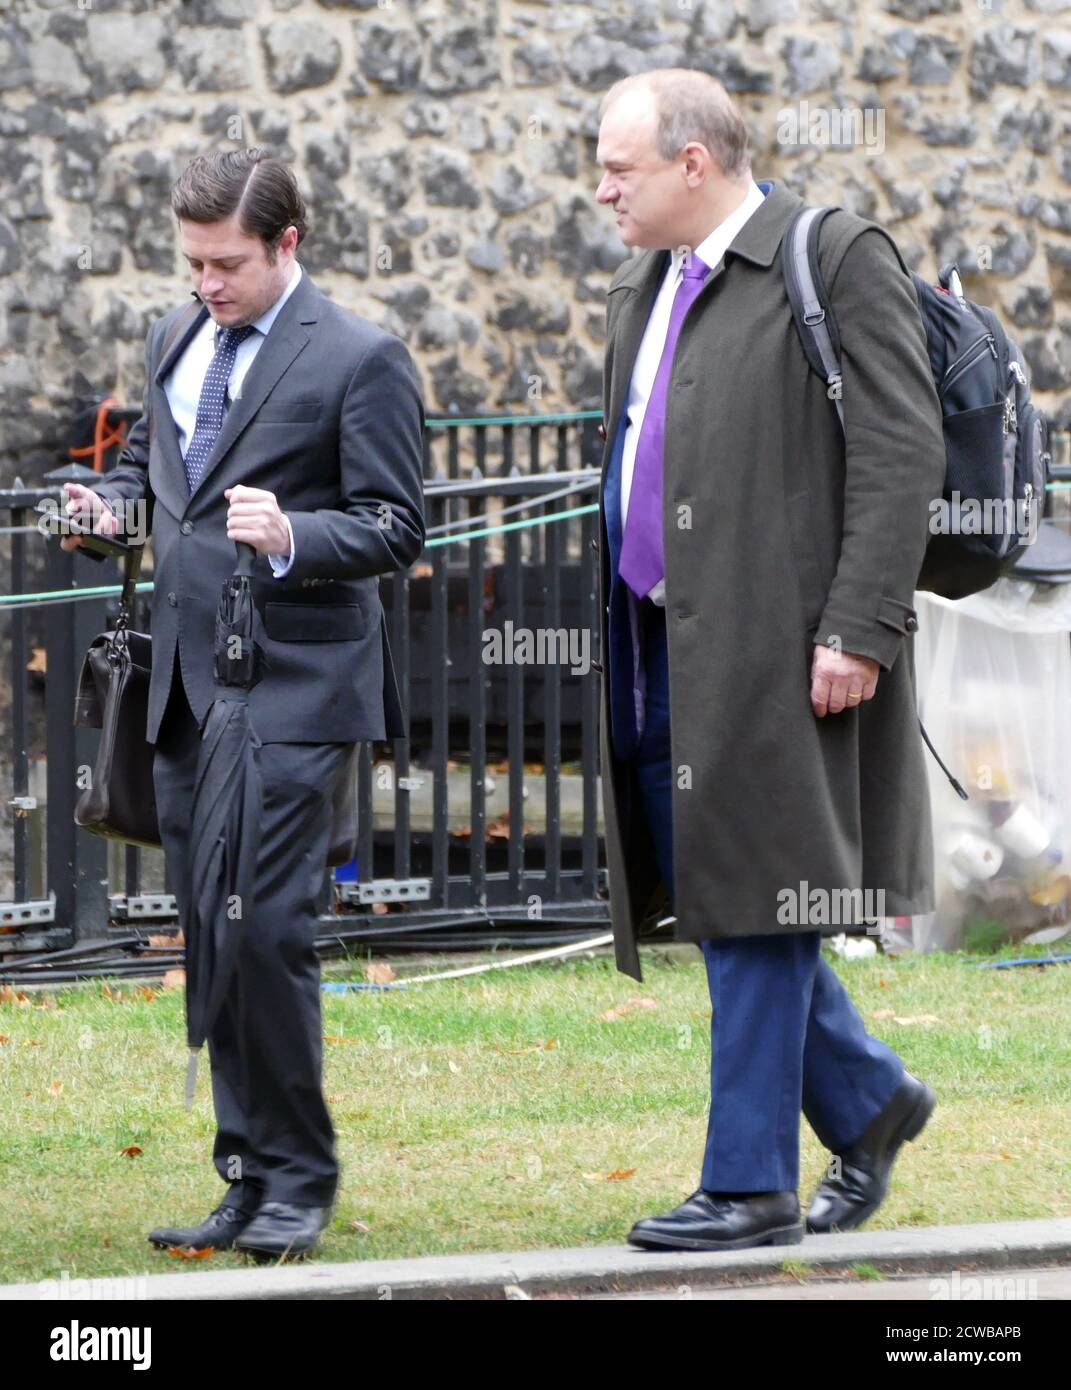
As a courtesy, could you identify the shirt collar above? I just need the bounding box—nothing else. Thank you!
[670,179,768,281]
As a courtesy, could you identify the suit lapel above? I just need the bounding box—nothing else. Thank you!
[602,249,669,470]
[154,299,208,387]
[150,300,206,518]
[149,381,187,517]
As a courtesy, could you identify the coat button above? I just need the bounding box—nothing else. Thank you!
[167,591,177,606]
[905,615,918,632]
[597,423,607,441]
[180,521,193,535]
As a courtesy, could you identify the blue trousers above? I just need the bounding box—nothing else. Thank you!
[630,600,905,1192]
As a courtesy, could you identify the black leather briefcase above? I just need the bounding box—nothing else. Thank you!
[72,531,360,867]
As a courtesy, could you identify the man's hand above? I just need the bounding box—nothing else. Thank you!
[224,485,291,557]
[811,642,880,717]
[59,482,119,551]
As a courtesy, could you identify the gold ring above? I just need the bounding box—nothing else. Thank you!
[847,690,862,701]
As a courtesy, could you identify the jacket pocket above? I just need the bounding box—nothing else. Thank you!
[263,602,366,641]
[255,395,323,424]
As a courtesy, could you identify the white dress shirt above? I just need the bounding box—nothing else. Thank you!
[620,179,767,605]
[164,260,303,578]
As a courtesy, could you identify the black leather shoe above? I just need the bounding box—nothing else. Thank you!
[233,1201,331,1259]
[628,1190,803,1252]
[806,1071,936,1234]
[148,1202,256,1251]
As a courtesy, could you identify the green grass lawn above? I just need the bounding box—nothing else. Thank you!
[1,945,1068,1286]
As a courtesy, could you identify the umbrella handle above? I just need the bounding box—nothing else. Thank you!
[234,540,257,578]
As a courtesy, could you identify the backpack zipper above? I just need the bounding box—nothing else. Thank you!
[939,333,997,398]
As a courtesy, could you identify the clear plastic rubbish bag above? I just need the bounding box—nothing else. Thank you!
[882,578,1071,953]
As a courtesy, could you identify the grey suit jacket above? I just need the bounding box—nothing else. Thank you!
[86,269,426,744]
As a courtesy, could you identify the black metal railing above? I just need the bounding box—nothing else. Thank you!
[0,409,611,968]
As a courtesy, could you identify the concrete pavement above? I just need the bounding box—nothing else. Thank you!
[2,1218,1068,1301]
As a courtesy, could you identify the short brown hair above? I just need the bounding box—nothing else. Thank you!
[170,149,309,253]
[600,69,751,180]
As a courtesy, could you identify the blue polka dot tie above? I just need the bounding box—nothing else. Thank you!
[183,323,257,492]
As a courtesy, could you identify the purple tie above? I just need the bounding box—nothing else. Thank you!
[620,252,710,599]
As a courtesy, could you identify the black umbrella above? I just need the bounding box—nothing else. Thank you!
[183,541,264,1109]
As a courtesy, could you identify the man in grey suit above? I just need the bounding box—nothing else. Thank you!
[62,150,426,1258]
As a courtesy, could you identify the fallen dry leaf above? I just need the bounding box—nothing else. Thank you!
[167,1246,213,1260]
[584,1168,637,1181]
[160,969,186,991]
[48,1081,63,1097]
[135,986,156,1003]
[366,962,396,985]
[599,997,658,1022]
[120,1145,143,1158]
[0,1035,9,1045]
[349,1219,371,1234]
[323,1034,360,1045]
[500,1039,558,1055]
[102,984,124,1003]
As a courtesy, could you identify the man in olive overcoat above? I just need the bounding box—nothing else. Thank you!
[594,69,945,1250]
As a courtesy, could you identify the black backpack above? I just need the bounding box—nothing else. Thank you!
[782,206,1051,601]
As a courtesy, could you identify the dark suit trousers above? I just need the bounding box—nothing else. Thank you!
[152,651,354,1209]
[629,599,905,1193]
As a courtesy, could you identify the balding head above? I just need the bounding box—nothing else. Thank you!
[600,70,751,180]
[595,68,753,251]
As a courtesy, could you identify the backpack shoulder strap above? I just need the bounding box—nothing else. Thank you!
[781,205,845,430]
[782,207,916,435]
